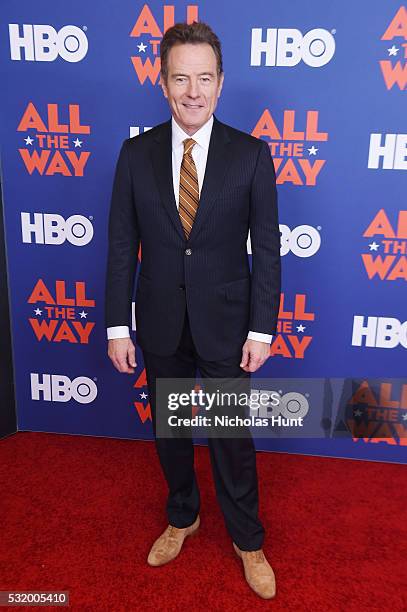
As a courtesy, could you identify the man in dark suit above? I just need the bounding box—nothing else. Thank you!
[105,22,281,599]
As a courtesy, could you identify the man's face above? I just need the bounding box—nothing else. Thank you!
[161,42,224,135]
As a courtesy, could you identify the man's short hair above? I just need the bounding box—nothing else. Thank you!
[160,21,223,82]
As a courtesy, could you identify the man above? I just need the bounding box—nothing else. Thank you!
[105,22,281,599]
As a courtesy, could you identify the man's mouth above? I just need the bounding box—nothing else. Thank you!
[183,103,203,109]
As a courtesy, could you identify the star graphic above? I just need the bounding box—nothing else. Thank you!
[73,138,83,148]
[79,310,88,318]
[137,42,147,52]
[402,413,407,421]
[297,324,306,333]
[308,146,318,156]
[25,136,34,145]
[354,408,363,417]
[388,45,399,56]
[34,308,42,315]
[140,392,148,399]
[369,241,380,251]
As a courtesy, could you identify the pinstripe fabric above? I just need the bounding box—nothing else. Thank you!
[105,116,281,360]
[179,138,199,239]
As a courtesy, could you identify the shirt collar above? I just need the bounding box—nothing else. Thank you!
[171,114,214,152]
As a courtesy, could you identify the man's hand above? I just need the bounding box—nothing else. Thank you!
[108,338,137,374]
[240,339,270,373]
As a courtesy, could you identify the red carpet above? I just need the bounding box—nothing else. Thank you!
[0,432,406,611]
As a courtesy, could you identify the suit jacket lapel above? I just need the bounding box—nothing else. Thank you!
[151,118,186,240]
[188,114,232,243]
[150,114,232,243]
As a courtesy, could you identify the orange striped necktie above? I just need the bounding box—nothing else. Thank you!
[179,137,199,239]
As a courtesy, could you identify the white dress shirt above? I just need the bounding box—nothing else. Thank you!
[107,115,273,345]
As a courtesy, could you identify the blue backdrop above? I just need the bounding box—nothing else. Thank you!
[1,1,406,462]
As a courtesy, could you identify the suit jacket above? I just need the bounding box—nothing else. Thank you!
[105,114,281,361]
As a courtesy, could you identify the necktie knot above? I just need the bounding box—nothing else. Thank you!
[183,138,196,156]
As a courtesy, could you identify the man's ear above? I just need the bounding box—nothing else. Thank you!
[217,72,225,98]
[159,75,168,99]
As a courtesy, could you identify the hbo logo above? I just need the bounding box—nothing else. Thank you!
[21,212,94,246]
[249,390,310,420]
[280,224,321,257]
[352,316,407,349]
[31,374,97,404]
[246,224,320,257]
[251,28,335,67]
[9,24,88,62]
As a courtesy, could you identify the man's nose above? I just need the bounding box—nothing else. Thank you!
[186,80,200,98]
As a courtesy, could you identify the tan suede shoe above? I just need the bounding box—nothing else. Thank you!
[233,542,276,599]
[147,515,200,567]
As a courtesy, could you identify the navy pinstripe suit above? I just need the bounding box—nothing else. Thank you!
[105,114,280,360]
[105,114,281,550]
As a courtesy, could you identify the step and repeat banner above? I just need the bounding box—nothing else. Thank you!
[1,1,406,462]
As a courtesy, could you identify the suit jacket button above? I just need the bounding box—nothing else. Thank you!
[185,248,192,255]
[179,284,185,290]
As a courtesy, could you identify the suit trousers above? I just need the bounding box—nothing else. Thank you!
[141,309,265,551]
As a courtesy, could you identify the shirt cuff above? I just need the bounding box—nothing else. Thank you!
[247,331,273,344]
[107,326,130,340]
